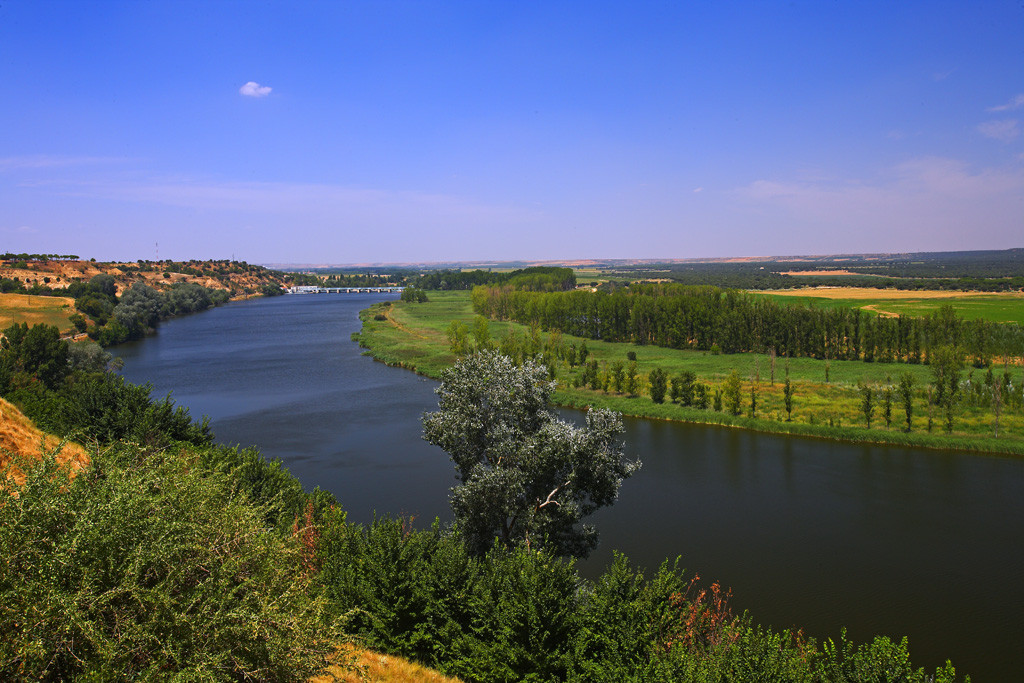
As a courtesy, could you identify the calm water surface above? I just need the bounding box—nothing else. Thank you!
[113,294,1024,680]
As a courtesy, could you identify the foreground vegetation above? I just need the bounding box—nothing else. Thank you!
[0,321,969,681]
[356,291,1024,455]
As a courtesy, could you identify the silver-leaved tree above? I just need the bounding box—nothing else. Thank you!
[423,350,641,558]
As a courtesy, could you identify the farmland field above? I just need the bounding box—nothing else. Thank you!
[753,287,1024,324]
[0,293,76,332]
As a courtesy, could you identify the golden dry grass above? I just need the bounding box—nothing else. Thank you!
[0,293,76,332]
[0,397,89,486]
[779,269,867,277]
[762,286,1020,300]
[311,645,463,683]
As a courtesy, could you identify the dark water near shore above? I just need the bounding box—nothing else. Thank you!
[113,294,1024,680]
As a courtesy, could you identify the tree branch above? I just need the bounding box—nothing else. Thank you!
[535,479,571,512]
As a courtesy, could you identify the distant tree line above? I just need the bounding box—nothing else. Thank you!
[1,252,80,262]
[417,266,576,292]
[472,282,1024,367]
[598,249,1024,292]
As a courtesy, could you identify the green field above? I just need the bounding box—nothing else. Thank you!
[0,293,77,333]
[752,290,1024,324]
[357,291,1024,456]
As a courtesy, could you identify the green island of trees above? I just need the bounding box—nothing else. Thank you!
[1,321,970,681]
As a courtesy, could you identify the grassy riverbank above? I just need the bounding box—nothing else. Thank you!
[355,291,1024,456]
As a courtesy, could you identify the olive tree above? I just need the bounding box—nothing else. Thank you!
[422,350,640,558]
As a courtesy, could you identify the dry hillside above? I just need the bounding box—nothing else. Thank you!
[0,258,291,298]
[0,397,89,486]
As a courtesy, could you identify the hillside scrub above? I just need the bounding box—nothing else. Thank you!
[0,445,344,681]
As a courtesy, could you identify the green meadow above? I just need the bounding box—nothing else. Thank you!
[751,289,1024,324]
[357,291,1024,456]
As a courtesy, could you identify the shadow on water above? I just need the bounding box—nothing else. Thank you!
[113,294,1024,680]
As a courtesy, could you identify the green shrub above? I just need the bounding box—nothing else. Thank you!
[0,445,344,681]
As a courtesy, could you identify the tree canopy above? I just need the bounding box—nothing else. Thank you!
[422,350,640,557]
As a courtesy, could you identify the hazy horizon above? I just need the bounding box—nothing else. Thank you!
[2,2,1021,263]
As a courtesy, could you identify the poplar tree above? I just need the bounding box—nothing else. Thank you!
[898,372,915,432]
[422,351,640,557]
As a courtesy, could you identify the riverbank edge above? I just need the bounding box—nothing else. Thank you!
[354,302,1024,458]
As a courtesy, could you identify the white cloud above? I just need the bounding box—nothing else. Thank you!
[987,94,1024,112]
[239,81,272,98]
[977,119,1020,142]
[692,187,704,193]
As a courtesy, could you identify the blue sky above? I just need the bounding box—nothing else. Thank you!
[1,1,1021,264]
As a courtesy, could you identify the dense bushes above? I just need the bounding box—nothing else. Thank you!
[8,370,212,448]
[0,446,342,681]
[314,517,966,682]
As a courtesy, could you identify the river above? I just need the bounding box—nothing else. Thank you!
[112,293,1024,680]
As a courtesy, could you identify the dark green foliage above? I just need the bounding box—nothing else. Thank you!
[312,517,968,683]
[724,370,743,416]
[624,361,639,397]
[670,370,696,406]
[0,446,342,681]
[113,282,164,335]
[648,367,668,404]
[66,340,120,373]
[930,345,963,433]
[860,384,874,429]
[10,370,211,448]
[694,382,711,410]
[68,313,88,332]
[610,361,625,393]
[458,547,580,682]
[783,373,794,421]
[422,351,639,558]
[471,281,1023,365]
[883,386,894,428]
[318,515,475,666]
[401,287,430,303]
[75,293,114,325]
[422,266,575,292]
[899,373,916,432]
[0,323,69,391]
[165,281,223,315]
[197,443,335,529]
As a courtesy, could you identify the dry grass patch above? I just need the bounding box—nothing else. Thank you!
[0,293,76,332]
[311,645,463,683]
[762,286,1016,300]
[0,397,89,486]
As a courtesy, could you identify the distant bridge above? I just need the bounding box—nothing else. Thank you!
[286,285,405,294]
